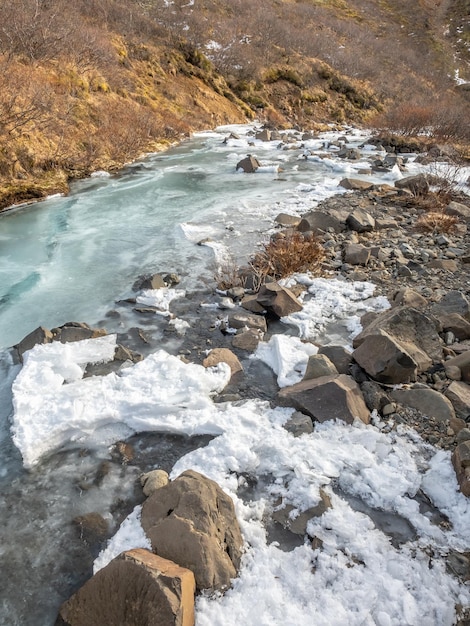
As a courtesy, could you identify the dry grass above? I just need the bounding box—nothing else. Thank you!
[250,231,324,281]
[416,211,459,234]
[214,260,246,291]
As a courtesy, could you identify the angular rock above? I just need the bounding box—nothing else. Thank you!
[337,147,361,160]
[360,380,390,412]
[444,351,470,383]
[297,210,344,234]
[236,155,260,173]
[395,174,429,195]
[437,313,470,341]
[317,345,353,375]
[283,411,314,437]
[346,209,376,233]
[432,291,470,320]
[353,331,419,384]
[353,306,442,365]
[277,374,370,424]
[53,322,107,344]
[428,259,459,272]
[255,129,271,141]
[141,470,244,591]
[391,387,456,423]
[141,469,170,497]
[391,288,427,309]
[114,344,144,363]
[133,273,167,291]
[203,348,243,377]
[240,294,266,314]
[57,549,196,626]
[446,201,470,220]
[339,178,374,191]
[344,243,371,266]
[16,326,53,358]
[452,442,470,497]
[445,381,470,421]
[231,329,262,352]
[272,489,331,534]
[227,312,267,334]
[303,354,338,381]
[256,283,303,318]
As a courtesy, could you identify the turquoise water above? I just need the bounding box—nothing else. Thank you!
[0,124,378,625]
[0,127,339,349]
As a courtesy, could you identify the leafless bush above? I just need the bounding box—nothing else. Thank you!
[0,60,54,136]
[214,260,246,291]
[416,211,459,233]
[250,231,324,281]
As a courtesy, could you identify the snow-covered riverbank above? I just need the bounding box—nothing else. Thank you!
[1,123,469,625]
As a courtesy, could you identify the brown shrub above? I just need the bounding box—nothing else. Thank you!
[416,211,459,234]
[250,231,324,281]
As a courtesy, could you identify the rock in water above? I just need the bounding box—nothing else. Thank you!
[236,155,260,173]
[57,549,196,626]
[141,470,244,592]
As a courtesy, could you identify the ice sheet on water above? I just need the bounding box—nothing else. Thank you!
[11,337,231,468]
[136,287,186,316]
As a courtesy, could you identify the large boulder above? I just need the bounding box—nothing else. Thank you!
[346,209,375,233]
[353,306,442,365]
[317,345,353,375]
[275,213,302,227]
[353,331,421,384]
[303,354,338,381]
[444,351,470,383]
[53,322,107,344]
[437,313,470,340]
[57,549,196,626]
[256,282,303,318]
[446,201,470,220]
[432,291,470,320]
[344,243,371,266]
[297,210,344,234]
[445,382,470,421]
[277,374,370,425]
[391,288,428,310]
[394,174,429,195]
[339,178,374,191]
[391,387,456,423]
[255,129,271,141]
[16,326,53,358]
[141,470,244,592]
[236,156,260,173]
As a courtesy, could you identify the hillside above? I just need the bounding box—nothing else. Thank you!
[0,0,468,209]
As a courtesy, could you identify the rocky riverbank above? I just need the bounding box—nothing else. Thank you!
[8,131,470,625]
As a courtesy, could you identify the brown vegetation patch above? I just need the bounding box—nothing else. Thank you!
[416,211,460,234]
[251,232,325,281]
